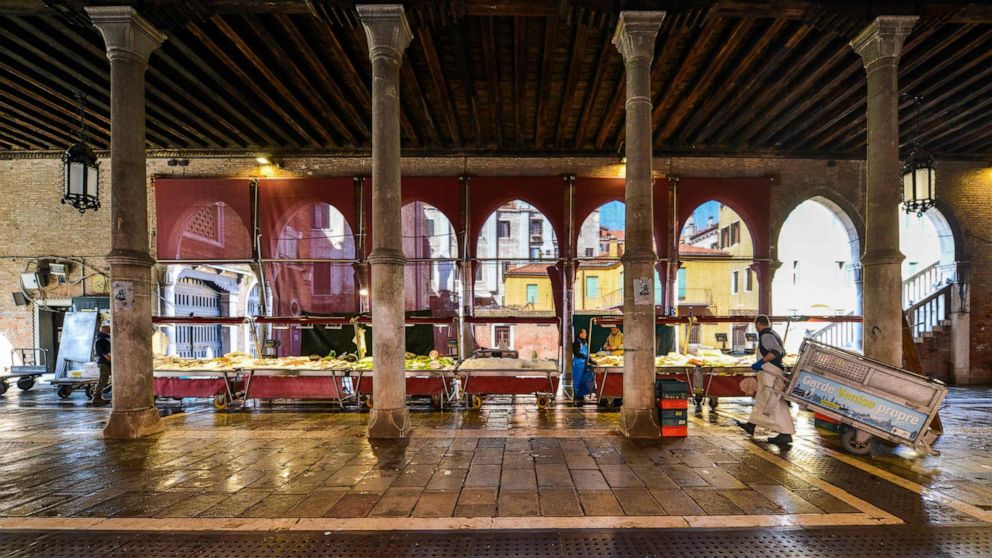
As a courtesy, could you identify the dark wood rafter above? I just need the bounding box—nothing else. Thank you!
[1,3,991,158]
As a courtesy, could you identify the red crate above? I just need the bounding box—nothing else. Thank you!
[661,425,688,437]
[658,399,688,410]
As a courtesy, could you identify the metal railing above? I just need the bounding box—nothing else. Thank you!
[907,285,951,339]
[807,314,861,349]
[903,262,945,308]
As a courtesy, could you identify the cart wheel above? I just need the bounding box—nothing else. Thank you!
[213,394,228,411]
[56,386,73,399]
[841,427,874,455]
[536,394,551,409]
[16,377,35,391]
[470,394,484,409]
[708,397,719,410]
[598,398,609,408]
[430,393,444,410]
[358,394,373,410]
[84,385,95,399]
[0,382,7,396]
[694,394,704,405]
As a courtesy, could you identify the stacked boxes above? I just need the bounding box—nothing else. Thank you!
[655,379,689,437]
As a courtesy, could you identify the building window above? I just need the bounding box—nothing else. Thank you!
[530,247,541,259]
[475,264,483,282]
[745,269,753,292]
[586,276,600,298]
[689,324,701,344]
[792,261,799,285]
[530,219,542,236]
[498,220,511,238]
[720,227,730,249]
[730,222,740,246]
[495,325,511,348]
[425,218,435,237]
[526,284,538,305]
[585,248,595,257]
[677,268,687,301]
[731,270,739,295]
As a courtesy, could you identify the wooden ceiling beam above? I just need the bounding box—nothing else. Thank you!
[533,15,559,149]
[0,66,111,141]
[33,15,243,148]
[0,117,48,150]
[187,19,315,147]
[555,12,591,148]
[574,27,618,149]
[946,123,992,154]
[164,32,291,147]
[241,15,355,145]
[514,16,527,146]
[678,18,787,146]
[0,97,77,147]
[918,87,992,151]
[655,16,750,146]
[399,50,438,147]
[212,16,334,147]
[418,26,463,147]
[481,17,504,147]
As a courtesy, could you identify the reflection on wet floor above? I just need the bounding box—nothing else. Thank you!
[0,380,990,527]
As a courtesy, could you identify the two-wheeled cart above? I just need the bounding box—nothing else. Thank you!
[0,349,48,395]
[784,339,947,455]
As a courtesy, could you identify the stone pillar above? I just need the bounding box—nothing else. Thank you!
[86,7,165,439]
[851,16,917,366]
[613,11,665,438]
[358,4,413,438]
[752,260,780,315]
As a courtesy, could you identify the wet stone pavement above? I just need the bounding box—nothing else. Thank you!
[0,382,990,532]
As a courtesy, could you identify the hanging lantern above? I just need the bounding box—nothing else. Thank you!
[61,91,100,213]
[900,95,935,216]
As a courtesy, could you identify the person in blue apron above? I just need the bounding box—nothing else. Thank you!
[737,315,795,445]
[572,328,593,407]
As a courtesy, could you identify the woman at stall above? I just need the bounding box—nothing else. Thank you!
[572,328,593,407]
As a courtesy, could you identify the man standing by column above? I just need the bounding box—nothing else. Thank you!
[851,16,918,367]
[613,11,665,437]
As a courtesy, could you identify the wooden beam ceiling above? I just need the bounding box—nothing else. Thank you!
[0,1,991,160]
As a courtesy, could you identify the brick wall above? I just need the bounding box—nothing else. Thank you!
[1,155,988,382]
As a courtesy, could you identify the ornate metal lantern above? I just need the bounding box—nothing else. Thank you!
[901,95,935,216]
[61,91,100,213]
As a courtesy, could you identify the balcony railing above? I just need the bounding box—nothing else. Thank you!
[903,262,945,308]
[907,285,951,339]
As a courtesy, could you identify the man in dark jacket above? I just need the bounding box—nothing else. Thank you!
[91,324,111,406]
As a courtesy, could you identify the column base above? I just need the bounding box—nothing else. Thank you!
[368,407,411,438]
[103,407,164,439]
[618,407,660,438]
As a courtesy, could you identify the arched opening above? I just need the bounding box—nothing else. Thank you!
[575,200,625,312]
[901,206,956,304]
[677,200,756,352]
[774,199,861,351]
[402,201,459,353]
[172,201,253,261]
[473,200,559,359]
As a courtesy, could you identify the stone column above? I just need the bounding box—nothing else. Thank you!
[851,16,917,366]
[613,11,665,438]
[358,4,413,438]
[86,7,165,439]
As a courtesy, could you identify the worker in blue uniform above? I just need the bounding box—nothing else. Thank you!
[572,328,592,407]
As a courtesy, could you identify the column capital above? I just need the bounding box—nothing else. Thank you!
[612,11,665,64]
[357,4,413,62]
[850,15,918,67]
[86,6,165,65]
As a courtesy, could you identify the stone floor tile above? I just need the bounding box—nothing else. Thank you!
[426,468,468,491]
[322,465,372,487]
[630,465,679,490]
[324,492,380,518]
[498,490,540,517]
[351,471,398,493]
[199,489,271,518]
[684,488,745,515]
[368,488,422,517]
[564,453,598,470]
[500,467,537,490]
[695,466,748,490]
[789,489,859,514]
[750,484,823,514]
[663,464,710,487]
[577,490,624,516]
[719,489,784,515]
[650,489,706,516]
[392,465,436,488]
[458,487,498,506]
[242,494,306,518]
[600,465,645,488]
[453,504,496,517]
[539,488,582,516]
[502,452,535,470]
[114,492,195,518]
[155,493,230,518]
[535,463,573,488]
[464,464,501,487]
[571,469,610,491]
[283,489,348,517]
[411,491,458,518]
[612,487,664,515]
[472,447,504,465]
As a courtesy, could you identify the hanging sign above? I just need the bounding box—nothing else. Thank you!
[634,277,652,305]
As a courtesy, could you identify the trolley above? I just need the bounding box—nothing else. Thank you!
[1,348,48,395]
[784,339,947,455]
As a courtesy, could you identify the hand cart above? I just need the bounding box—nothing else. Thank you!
[784,339,947,456]
[1,348,48,395]
[153,368,244,411]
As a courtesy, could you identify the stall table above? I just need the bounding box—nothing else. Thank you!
[349,367,455,410]
[240,366,353,408]
[456,358,560,409]
[153,368,244,410]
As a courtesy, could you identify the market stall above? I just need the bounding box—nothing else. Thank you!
[456,356,560,409]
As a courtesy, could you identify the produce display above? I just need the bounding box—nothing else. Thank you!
[588,351,799,369]
[153,351,456,372]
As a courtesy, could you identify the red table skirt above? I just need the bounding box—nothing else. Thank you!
[154,377,240,398]
[350,375,448,396]
[593,370,756,398]
[246,375,449,399]
[460,376,559,395]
